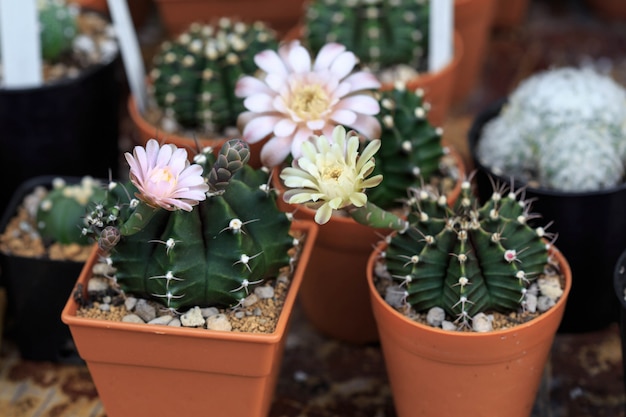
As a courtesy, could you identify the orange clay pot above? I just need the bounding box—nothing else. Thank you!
[61,220,318,417]
[275,146,466,344]
[153,0,306,37]
[452,0,496,102]
[68,0,153,27]
[492,0,530,28]
[127,95,266,168]
[367,241,571,417]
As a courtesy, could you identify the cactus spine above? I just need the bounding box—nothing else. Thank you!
[381,181,550,327]
[304,0,430,72]
[366,85,445,208]
[149,18,278,134]
[36,176,105,245]
[93,140,293,311]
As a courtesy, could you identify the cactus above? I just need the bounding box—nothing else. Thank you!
[38,0,79,62]
[476,67,626,192]
[149,18,278,135]
[366,85,445,208]
[36,176,105,245]
[380,180,551,328]
[303,0,430,73]
[89,140,294,311]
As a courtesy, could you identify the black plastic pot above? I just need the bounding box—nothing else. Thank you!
[0,175,91,363]
[0,53,121,215]
[468,99,625,333]
[614,249,626,400]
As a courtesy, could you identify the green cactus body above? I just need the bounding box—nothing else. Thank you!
[382,182,549,327]
[304,0,429,72]
[36,177,105,245]
[477,67,626,192]
[105,142,293,311]
[38,0,78,62]
[150,18,278,134]
[366,86,444,208]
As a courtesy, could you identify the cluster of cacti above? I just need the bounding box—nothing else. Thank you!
[87,140,294,311]
[149,18,278,135]
[476,67,626,192]
[366,85,445,208]
[380,180,551,328]
[38,0,79,62]
[36,176,105,245]
[303,0,430,73]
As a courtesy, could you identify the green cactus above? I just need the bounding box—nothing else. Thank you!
[381,180,550,328]
[476,67,626,192]
[38,0,79,62]
[304,0,430,72]
[36,176,106,245]
[366,85,445,208]
[149,18,278,135]
[92,140,294,311]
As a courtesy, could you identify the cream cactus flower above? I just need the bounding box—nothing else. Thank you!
[236,40,382,167]
[125,139,209,212]
[280,126,383,225]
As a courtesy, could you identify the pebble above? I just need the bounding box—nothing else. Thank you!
[180,306,205,327]
[87,277,110,293]
[537,295,556,312]
[538,276,564,301]
[124,297,137,311]
[472,312,493,332]
[524,293,538,313]
[92,262,115,277]
[254,285,274,299]
[99,303,110,312]
[441,320,457,331]
[134,299,157,322]
[206,314,232,331]
[148,315,174,325]
[242,293,259,308]
[168,318,181,327]
[122,314,144,324]
[384,285,407,308]
[426,307,445,327]
[201,307,219,318]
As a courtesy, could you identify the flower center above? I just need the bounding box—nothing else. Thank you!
[291,84,330,120]
[147,167,178,196]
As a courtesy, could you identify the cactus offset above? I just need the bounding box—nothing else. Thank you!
[304,0,430,72]
[36,176,105,245]
[366,85,445,208]
[149,18,278,134]
[38,0,79,62]
[90,140,293,311]
[381,181,550,328]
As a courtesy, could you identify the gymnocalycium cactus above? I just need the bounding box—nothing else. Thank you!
[39,0,79,62]
[381,181,553,328]
[304,0,430,73]
[476,66,626,192]
[149,18,278,135]
[36,176,105,245]
[366,84,446,209]
[86,139,294,311]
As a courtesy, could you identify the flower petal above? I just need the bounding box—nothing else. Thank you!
[329,109,357,126]
[235,75,273,98]
[254,49,288,77]
[241,115,283,144]
[342,71,381,92]
[274,118,297,137]
[261,136,294,167]
[243,93,274,113]
[287,43,312,73]
[329,51,357,80]
[337,95,380,115]
[313,42,346,71]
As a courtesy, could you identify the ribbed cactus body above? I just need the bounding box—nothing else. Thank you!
[477,67,626,192]
[36,177,105,245]
[107,142,293,310]
[383,183,548,326]
[150,18,278,134]
[367,86,444,208]
[39,0,78,62]
[304,0,429,72]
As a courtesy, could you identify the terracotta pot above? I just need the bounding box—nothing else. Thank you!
[381,32,464,127]
[61,220,317,417]
[367,241,571,417]
[491,0,530,28]
[127,95,266,167]
[154,0,306,36]
[452,0,496,102]
[585,0,626,21]
[68,0,153,27]
[275,146,466,344]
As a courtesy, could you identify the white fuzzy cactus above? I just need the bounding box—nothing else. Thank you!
[477,67,626,192]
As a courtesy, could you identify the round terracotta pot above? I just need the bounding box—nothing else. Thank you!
[452,0,496,102]
[367,241,571,417]
[127,95,266,168]
[491,0,530,28]
[275,146,466,344]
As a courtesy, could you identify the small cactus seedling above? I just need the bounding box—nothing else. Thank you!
[149,18,278,135]
[381,180,553,328]
[366,85,445,209]
[304,0,430,73]
[36,176,105,246]
[39,0,79,62]
[87,139,294,311]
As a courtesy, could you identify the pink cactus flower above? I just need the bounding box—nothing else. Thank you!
[125,139,209,211]
[236,40,382,167]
